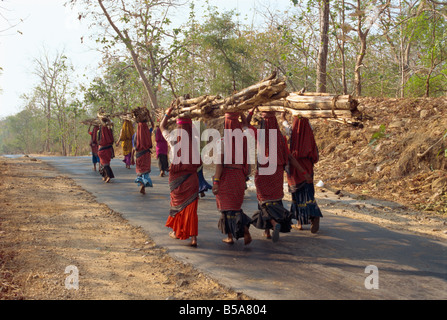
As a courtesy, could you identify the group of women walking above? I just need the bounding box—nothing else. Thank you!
[88,115,169,194]
[158,105,322,248]
[88,104,323,248]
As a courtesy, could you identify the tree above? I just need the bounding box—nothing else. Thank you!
[200,8,256,94]
[316,0,330,93]
[33,49,68,152]
[351,0,391,96]
[69,0,181,111]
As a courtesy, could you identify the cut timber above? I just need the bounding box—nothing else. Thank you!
[166,73,362,123]
[257,106,354,119]
[169,72,289,120]
[81,119,101,126]
[285,93,355,110]
[111,107,152,123]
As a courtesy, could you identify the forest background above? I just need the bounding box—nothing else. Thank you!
[0,0,446,156]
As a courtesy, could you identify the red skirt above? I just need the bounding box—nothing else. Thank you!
[136,151,151,174]
[255,166,285,203]
[215,166,246,212]
[98,146,113,166]
[165,198,198,240]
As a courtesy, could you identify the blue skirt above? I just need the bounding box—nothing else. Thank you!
[197,167,212,193]
[135,172,153,188]
[92,154,100,164]
[290,183,323,225]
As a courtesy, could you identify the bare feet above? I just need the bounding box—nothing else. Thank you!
[272,223,281,243]
[311,217,320,234]
[169,231,178,239]
[222,237,234,244]
[244,232,252,246]
[190,236,197,247]
[140,185,146,194]
[292,223,303,230]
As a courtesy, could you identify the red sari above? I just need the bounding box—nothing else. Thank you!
[98,125,115,180]
[252,112,289,203]
[287,116,322,227]
[89,126,99,155]
[165,118,201,240]
[216,113,252,240]
[98,125,114,166]
[287,116,319,187]
[135,122,152,175]
[250,112,293,233]
[215,112,250,211]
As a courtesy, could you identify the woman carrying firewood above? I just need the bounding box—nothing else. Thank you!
[212,112,253,245]
[160,106,201,247]
[98,118,115,183]
[155,123,169,177]
[134,115,154,195]
[245,107,293,242]
[116,119,135,169]
[88,124,100,172]
[281,112,322,233]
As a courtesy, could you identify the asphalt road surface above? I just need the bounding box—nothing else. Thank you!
[38,156,447,300]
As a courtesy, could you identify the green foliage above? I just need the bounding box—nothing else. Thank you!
[4,0,447,156]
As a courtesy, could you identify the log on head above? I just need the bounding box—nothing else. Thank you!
[97,109,114,127]
[168,74,289,120]
[81,118,101,126]
[257,106,353,119]
[286,93,356,110]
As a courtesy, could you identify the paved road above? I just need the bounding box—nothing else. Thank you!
[38,156,447,300]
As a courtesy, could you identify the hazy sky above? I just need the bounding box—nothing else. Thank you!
[0,0,293,119]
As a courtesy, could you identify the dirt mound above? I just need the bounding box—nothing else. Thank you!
[312,97,447,215]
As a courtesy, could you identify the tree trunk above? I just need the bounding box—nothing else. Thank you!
[316,0,330,93]
[354,33,367,97]
[97,0,160,111]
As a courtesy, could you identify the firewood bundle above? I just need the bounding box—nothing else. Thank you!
[169,72,288,120]
[167,72,361,123]
[80,118,101,127]
[81,72,364,128]
[97,108,114,127]
[112,107,152,123]
[257,92,361,122]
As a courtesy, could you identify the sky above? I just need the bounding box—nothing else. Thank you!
[0,0,294,119]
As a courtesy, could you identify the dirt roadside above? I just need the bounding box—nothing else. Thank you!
[0,155,250,300]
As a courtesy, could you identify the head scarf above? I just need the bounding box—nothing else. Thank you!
[287,116,319,186]
[170,117,201,174]
[223,112,248,166]
[289,116,318,165]
[258,111,288,167]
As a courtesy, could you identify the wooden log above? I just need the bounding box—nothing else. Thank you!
[257,106,353,119]
[81,118,101,126]
[165,74,362,122]
[286,93,354,110]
